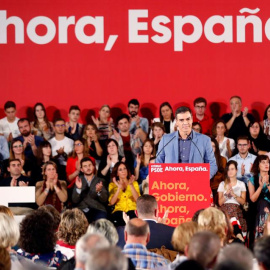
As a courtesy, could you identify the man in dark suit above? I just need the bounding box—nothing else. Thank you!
[72,157,108,223]
[117,194,175,250]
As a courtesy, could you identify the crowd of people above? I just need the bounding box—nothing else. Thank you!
[0,96,270,269]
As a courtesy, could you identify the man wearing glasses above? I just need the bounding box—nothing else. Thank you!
[229,136,256,184]
[193,97,213,135]
[49,118,74,166]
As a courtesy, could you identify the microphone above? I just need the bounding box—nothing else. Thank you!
[154,135,176,159]
[186,133,204,163]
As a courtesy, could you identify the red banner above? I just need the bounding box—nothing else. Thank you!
[149,163,211,227]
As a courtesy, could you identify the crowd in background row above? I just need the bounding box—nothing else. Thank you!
[1,97,270,269]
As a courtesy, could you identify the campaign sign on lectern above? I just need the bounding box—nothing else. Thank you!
[149,163,211,227]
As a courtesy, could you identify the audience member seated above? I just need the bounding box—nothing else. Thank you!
[221,96,254,142]
[0,159,36,214]
[134,139,155,186]
[72,157,108,223]
[229,136,256,184]
[65,105,84,141]
[210,138,227,205]
[86,247,128,270]
[186,231,220,270]
[32,140,66,182]
[218,160,247,241]
[66,138,94,187]
[30,102,54,140]
[70,233,110,270]
[169,221,199,270]
[17,209,67,268]
[92,104,114,141]
[111,114,141,173]
[49,118,74,166]
[193,97,213,135]
[117,194,175,250]
[152,102,176,134]
[261,104,270,140]
[0,213,40,270]
[109,162,140,227]
[128,99,148,142]
[56,208,88,259]
[82,124,104,162]
[192,122,202,133]
[0,101,20,142]
[38,204,61,231]
[198,207,228,246]
[248,121,270,156]
[212,120,235,160]
[35,161,67,213]
[151,122,165,152]
[248,155,270,239]
[254,236,270,270]
[98,139,124,186]
[17,118,44,160]
[87,218,119,246]
[91,104,114,141]
[122,218,169,269]
[3,138,33,178]
[215,243,254,270]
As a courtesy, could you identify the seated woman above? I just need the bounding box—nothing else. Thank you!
[218,160,247,242]
[66,138,94,188]
[17,209,67,267]
[30,102,54,140]
[210,138,226,205]
[248,121,270,156]
[248,155,270,239]
[32,140,66,181]
[56,208,88,259]
[260,104,270,140]
[2,138,33,178]
[35,161,68,213]
[108,162,140,227]
[134,139,155,185]
[151,122,165,153]
[91,105,114,141]
[212,120,235,160]
[152,102,176,134]
[82,124,103,163]
[98,139,124,186]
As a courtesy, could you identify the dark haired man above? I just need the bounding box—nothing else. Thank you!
[193,97,213,135]
[72,157,108,223]
[156,106,217,178]
[0,101,20,141]
[65,105,84,141]
[17,118,44,160]
[128,99,148,142]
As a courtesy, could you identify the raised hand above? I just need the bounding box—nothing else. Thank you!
[128,175,136,185]
[56,147,65,155]
[243,107,248,117]
[112,177,123,189]
[241,163,245,176]
[112,129,120,141]
[136,154,141,165]
[19,181,29,187]
[107,155,112,167]
[10,177,17,187]
[91,116,100,127]
[75,176,82,189]
[157,210,169,224]
[28,134,35,146]
[96,182,103,193]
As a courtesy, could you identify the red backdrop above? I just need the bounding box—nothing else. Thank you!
[0,0,268,123]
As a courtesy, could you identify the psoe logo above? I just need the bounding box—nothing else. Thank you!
[151,165,163,173]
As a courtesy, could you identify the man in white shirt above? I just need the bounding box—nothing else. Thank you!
[0,101,20,141]
[229,136,257,184]
[49,118,74,166]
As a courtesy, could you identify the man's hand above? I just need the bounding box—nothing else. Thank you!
[243,107,248,118]
[96,182,103,193]
[56,147,65,155]
[7,132,13,142]
[28,134,35,146]
[75,176,82,189]
[157,210,169,224]
[10,177,17,187]
[241,163,245,176]
[19,181,29,187]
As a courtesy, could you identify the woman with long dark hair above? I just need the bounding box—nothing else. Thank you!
[109,162,140,226]
[152,102,175,134]
[260,104,270,140]
[218,160,247,242]
[248,155,270,238]
[31,102,54,140]
[210,138,227,205]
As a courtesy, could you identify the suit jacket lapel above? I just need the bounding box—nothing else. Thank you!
[189,131,198,163]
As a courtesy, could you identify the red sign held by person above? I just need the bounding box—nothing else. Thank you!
[149,163,211,227]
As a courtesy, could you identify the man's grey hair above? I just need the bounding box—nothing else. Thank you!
[75,233,110,264]
[217,243,254,270]
[85,247,128,270]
